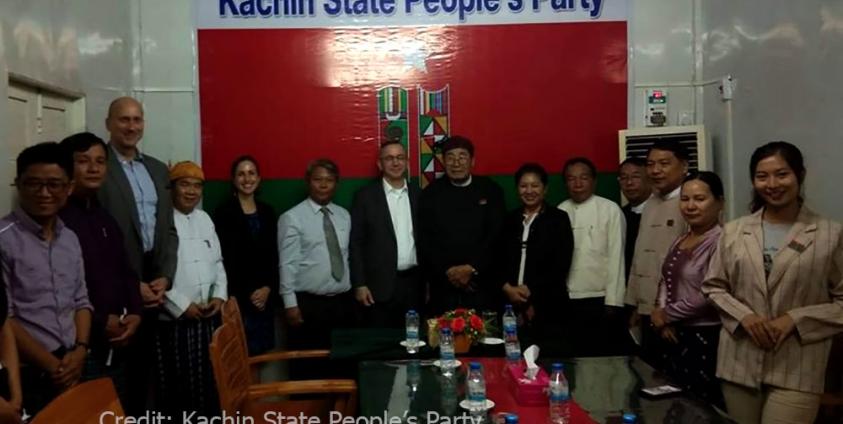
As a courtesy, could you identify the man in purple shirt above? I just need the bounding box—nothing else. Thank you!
[59,133,143,401]
[0,142,92,414]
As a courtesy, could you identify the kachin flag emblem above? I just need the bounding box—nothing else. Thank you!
[418,85,450,188]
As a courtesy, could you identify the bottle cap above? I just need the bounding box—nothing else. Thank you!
[441,327,452,335]
[505,304,513,311]
[470,362,482,370]
[407,309,417,314]
[622,412,637,423]
[504,414,518,424]
[552,363,564,372]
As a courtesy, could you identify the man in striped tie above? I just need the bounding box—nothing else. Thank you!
[278,159,355,378]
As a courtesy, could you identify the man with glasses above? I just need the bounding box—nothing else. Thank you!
[618,157,652,281]
[418,136,505,314]
[0,142,92,414]
[351,140,422,327]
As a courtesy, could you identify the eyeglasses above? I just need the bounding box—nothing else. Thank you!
[444,153,471,164]
[380,155,407,163]
[18,179,69,193]
[618,175,643,183]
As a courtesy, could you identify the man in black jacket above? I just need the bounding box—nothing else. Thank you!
[350,141,422,327]
[418,136,506,315]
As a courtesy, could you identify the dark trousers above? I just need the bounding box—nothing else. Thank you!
[123,310,157,416]
[288,291,356,380]
[566,297,630,356]
[361,268,423,329]
[639,314,668,371]
[20,347,67,415]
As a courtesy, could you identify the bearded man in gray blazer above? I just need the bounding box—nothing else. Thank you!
[97,96,178,413]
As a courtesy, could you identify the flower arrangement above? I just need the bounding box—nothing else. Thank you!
[435,308,485,344]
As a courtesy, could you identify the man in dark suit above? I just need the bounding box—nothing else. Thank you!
[97,96,178,413]
[350,140,422,327]
[418,136,505,315]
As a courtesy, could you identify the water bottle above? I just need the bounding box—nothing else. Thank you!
[467,362,487,412]
[504,414,518,423]
[439,327,456,376]
[405,310,419,353]
[622,412,637,423]
[549,363,570,424]
[503,305,520,363]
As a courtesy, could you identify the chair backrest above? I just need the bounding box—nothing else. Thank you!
[209,322,252,414]
[32,378,124,424]
[221,297,249,354]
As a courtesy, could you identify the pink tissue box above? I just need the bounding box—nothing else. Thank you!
[504,362,550,406]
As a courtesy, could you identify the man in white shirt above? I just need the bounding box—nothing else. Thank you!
[558,157,626,354]
[350,141,422,328]
[278,159,354,364]
[156,161,227,416]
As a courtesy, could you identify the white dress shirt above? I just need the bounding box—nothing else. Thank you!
[383,179,417,271]
[278,198,351,309]
[559,195,626,306]
[165,208,228,318]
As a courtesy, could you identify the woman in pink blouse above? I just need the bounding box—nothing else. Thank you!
[651,171,724,407]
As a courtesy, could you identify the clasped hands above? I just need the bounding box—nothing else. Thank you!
[446,264,475,289]
[739,313,796,351]
[140,277,168,308]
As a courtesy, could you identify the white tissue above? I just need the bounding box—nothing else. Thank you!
[523,344,540,380]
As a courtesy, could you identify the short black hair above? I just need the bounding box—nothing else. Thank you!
[514,163,548,186]
[16,142,73,179]
[306,158,340,180]
[683,171,725,200]
[60,132,108,158]
[647,140,690,162]
[379,140,406,154]
[562,157,597,179]
[620,157,647,169]
[441,136,475,157]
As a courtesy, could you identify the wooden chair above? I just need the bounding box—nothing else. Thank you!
[31,378,124,424]
[221,297,332,376]
[209,322,357,420]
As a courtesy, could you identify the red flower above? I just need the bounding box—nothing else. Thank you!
[454,308,467,316]
[438,318,450,330]
[452,317,466,333]
[470,315,484,331]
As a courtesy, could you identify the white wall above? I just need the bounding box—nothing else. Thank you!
[0,0,197,213]
[702,0,843,221]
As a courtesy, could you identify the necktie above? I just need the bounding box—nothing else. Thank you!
[321,207,344,281]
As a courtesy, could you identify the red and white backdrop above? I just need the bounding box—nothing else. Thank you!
[196,0,628,213]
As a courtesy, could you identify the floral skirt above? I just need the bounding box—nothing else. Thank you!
[662,324,725,409]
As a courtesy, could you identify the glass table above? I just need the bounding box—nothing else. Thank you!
[358,356,733,423]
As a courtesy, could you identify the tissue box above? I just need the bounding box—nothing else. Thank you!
[504,362,550,406]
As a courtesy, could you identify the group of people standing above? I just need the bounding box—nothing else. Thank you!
[0,94,839,424]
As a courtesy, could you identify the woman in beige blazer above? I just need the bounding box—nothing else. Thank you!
[703,141,843,424]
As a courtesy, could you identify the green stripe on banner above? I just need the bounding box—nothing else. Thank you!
[202,173,620,218]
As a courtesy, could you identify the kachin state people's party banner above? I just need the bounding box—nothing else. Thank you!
[196,0,628,212]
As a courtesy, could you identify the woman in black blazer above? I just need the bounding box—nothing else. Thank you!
[497,163,574,345]
[213,156,279,354]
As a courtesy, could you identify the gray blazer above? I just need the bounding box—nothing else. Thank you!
[703,207,843,393]
[98,146,178,286]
